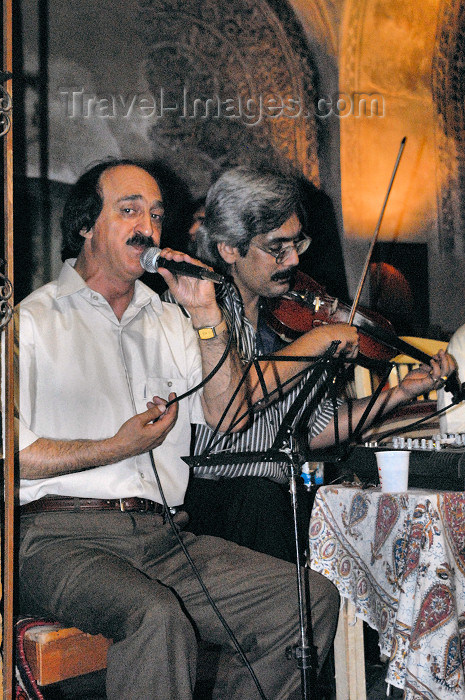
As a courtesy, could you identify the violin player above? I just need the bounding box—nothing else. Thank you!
[171,165,455,564]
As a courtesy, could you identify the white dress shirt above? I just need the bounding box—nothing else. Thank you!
[16,260,205,506]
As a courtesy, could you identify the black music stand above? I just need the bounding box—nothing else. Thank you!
[182,344,394,699]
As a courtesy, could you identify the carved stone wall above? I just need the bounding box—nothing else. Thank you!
[137,0,320,194]
[19,0,465,331]
[432,0,465,255]
[431,0,465,332]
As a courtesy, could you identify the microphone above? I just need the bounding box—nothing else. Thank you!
[140,247,224,284]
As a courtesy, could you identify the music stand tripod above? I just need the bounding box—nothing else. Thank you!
[272,352,398,699]
[184,344,346,700]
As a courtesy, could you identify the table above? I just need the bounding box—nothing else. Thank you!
[309,486,465,700]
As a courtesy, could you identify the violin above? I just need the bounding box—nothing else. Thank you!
[265,270,432,365]
[265,137,442,368]
[270,137,463,403]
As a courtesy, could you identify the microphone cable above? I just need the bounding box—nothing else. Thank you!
[147,281,270,699]
[160,282,236,410]
[147,449,269,700]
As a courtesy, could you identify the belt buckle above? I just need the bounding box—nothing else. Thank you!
[163,506,178,523]
[119,498,126,512]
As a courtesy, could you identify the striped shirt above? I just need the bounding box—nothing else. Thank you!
[165,283,339,483]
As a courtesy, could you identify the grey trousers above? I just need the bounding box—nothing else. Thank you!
[19,510,338,700]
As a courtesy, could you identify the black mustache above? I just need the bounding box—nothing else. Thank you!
[270,267,298,284]
[126,234,155,247]
[270,271,293,283]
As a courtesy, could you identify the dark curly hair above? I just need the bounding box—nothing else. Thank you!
[60,158,159,261]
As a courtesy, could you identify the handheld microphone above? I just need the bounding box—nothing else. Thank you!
[140,247,224,284]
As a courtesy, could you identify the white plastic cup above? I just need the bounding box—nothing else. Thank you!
[375,451,410,492]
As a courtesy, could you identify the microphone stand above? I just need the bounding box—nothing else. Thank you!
[270,354,397,700]
[282,445,319,700]
[185,346,343,700]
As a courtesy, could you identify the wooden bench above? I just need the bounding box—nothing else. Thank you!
[18,620,112,687]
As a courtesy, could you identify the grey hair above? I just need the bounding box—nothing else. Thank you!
[195,166,301,274]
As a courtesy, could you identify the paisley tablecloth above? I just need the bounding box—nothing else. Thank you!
[309,486,465,699]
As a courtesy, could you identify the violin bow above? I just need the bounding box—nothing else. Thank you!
[348,136,407,325]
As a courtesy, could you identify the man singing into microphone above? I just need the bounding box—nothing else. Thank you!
[14,159,342,700]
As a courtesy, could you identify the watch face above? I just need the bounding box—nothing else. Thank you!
[198,327,215,340]
[196,319,226,340]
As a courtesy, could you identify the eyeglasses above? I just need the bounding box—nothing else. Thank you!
[252,236,311,265]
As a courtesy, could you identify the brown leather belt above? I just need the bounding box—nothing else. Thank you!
[21,495,166,515]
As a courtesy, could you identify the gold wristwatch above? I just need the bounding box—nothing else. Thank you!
[195,318,228,340]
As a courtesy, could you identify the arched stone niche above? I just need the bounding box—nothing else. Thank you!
[339,0,442,244]
[137,0,320,194]
[338,0,465,334]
